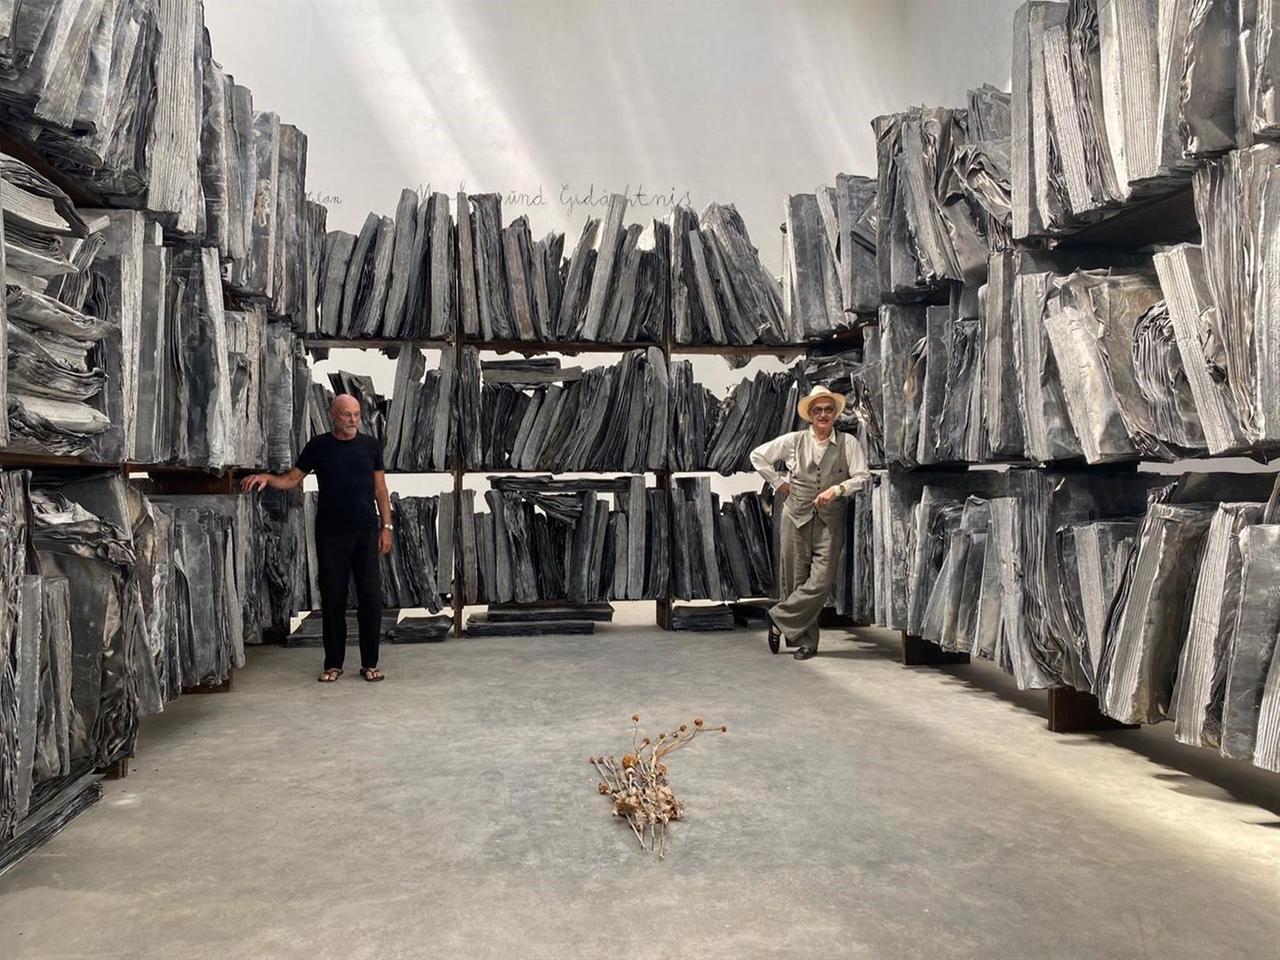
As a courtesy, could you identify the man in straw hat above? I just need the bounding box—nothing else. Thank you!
[749,385,870,660]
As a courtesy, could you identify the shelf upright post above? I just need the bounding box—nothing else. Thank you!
[1046,687,1139,733]
[452,327,465,638]
[657,295,675,632]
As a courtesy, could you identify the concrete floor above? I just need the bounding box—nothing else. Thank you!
[1,615,1278,960]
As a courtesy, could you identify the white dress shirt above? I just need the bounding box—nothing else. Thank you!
[749,429,870,497]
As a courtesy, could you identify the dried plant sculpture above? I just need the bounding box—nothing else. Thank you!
[590,714,728,859]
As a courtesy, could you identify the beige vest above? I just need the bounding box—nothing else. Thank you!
[784,431,850,529]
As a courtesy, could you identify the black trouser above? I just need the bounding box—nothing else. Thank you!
[315,530,382,671]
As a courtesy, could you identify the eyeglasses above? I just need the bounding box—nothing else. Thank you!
[810,405,836,416]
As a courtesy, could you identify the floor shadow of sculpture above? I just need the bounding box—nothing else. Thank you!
[825,628,1280,817]
[840,627,1052,718]
[1098,732,1280,821]
[811,647,895,662]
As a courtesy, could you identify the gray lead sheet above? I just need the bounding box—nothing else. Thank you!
[1173,503,1262,748]
[1221,522,1280,762]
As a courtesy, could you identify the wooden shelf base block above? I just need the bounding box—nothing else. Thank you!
[98,757,130,781]
[900,632,971,666]
[655,598,673,631]
[1046,687,1139,734]
[819,608,855,628]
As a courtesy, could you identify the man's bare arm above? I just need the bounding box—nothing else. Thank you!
[241,468,306,493]
[373,471,393,555]
[371,471,389,527]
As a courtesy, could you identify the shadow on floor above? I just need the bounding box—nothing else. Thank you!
[828,625,1280,821]
[800,647,885,661]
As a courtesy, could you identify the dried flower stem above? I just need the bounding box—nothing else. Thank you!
[590,714,727,860]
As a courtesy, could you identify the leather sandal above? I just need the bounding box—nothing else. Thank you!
[359,666,385,682]
[318,668,342,682]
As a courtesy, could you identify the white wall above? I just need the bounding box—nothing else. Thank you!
[899,0,1023,102]
[204,0,923,278]
[207,1,1025,493]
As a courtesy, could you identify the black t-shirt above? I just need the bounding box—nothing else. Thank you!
[295,432,384,537]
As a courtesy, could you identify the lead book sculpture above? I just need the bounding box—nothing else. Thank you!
[6,0,1280,883]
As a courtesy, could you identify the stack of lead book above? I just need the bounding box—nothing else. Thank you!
[833,480,877,622]
[316,189,456,341]
[1009,0,1230,242]
[295,353,456,474]
[873,90,1010,305]
[1181,143,1280,453]
[1205,520,1280,773]
[526,194,666,345]
[872,88,1014,468]
[381,347,459,472]
[143,491,266,683]
[207,82,313,326]
[0,0,316,325]
[669,479,777,602]
[1156,479,1280,775]
[880,293,994,467]
[670,605,736,631]
[0,0,160,204]
[385,494,447,613]
[668,363,800,474]
[0,1,323,392]
[0,469,106,871]
[670,203,788,346]
[882,243,1217,469]
[878,459,1280,771]
[144,248,295,471]
[1,155,107,456]
[0,159,273,469]
[875,466,1157,690]
[1040,267,1205,463]
[455,476,667,605]
[1095,475,1280,755]
[314,189,674,346]
[460,347,668,472]
[876,470,1009,657]
[783,175,878,340]
[295,491,446,613]
[258,487,308,630]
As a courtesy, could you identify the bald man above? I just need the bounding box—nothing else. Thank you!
[242,394,393,682]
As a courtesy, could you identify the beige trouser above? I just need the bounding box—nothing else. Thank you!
[770,513,845,650]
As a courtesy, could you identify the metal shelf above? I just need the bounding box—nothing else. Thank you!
[461,468,666,476]
[0,451,115,470]
[467,338,660,356]
[670,342,811,359]
[303,337,451,351]
[1048,184,1199,250]
[0,131,109,209]
[127,462,234,474]
[668,469,761,477]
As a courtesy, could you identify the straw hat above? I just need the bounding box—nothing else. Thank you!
[796,385,846,423]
